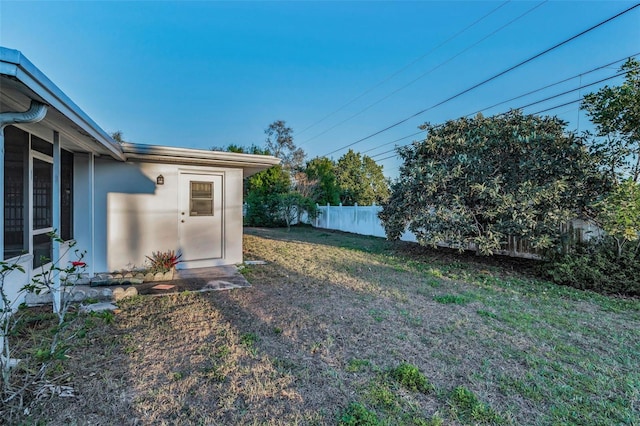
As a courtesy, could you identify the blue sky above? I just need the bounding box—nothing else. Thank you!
[1,1,639,177]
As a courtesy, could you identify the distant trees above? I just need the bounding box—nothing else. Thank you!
[214,120,390,227]
[335,150,390,206]
[305,157,341,205]
[265,120,305,171]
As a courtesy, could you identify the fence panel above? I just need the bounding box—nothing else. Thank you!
[314,204,600,259]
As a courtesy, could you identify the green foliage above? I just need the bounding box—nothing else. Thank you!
[449,386,504,424]
[277,191,319,229]
[338,402,381,426]
[544,237,640,296]
[594,179,640,257]
[433,294,471,305]
[244,165,292,227]
[582,58,640,183]
[145,250,181,274]
[389,363,433,393]
[380,111,604,255]
[210,143,270,155]
[336,149,390,206]
[305,156,341,205]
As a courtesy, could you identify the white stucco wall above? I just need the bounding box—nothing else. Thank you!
[93,159,243,272]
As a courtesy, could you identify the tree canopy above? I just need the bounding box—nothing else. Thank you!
[582,58,640,183]
[305,156,341,205]
[265,120,305,171]
[336,149,390,206]
[379,111,604,255]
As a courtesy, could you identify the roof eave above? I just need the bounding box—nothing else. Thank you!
[121,142,280,177]
[0,47,126,161]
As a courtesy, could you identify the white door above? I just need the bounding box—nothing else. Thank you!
[178,173,223,265]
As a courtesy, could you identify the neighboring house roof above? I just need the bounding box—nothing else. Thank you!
[0,47,280,174]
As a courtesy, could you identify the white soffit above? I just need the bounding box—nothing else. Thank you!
[121,142,280,177]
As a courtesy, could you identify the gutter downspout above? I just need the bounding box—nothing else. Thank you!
[0,100,47,367]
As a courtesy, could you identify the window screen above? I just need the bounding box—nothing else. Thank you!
[190,181,213,216]
[60,149,73,241]
[4,126,28,259]
[33,158,53,230]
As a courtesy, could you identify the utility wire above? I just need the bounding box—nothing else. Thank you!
[370,66,637,160]
[361,130,425,154]
[467,53,639,116]
[322,3,640,157]
[363,54,638,157]
[304,0,547,146]
[296,1,512,137]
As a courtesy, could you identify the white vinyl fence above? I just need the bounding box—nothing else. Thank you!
[313,204,602,259]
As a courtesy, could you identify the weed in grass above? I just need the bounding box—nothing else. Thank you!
[369,309,388,322]
[346,358,372,373]
[338,402,381,426]
[366,381,399,410]
[476,309,498,319]
[433,294,470,305]
[389,363,433,394]
[240,332,258,347]
[171,372,183,381]
[449,386,504,424]
[412,415,444,426]
[399,309,423,327]
[273,326,283,334]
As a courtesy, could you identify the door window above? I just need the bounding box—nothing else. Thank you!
[190,181,213,216]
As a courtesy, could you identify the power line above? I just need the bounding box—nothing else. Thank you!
[360,54,638,158]
[467,53,639,116]
[295,1,512,138]
[322,3,640,157]
[361,130,425,155]
[370,66,638,160]
[304,1,548,147]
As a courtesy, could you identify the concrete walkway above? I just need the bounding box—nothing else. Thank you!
[25,265,251,306]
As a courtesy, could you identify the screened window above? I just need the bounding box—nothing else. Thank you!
[32,233,52,268]
[3,126,28,259]
[190,181,213,216]
[33,158,53,230]
[60,149,73,241]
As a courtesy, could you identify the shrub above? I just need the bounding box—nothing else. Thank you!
[544,237,640,296]
[145,250,181,274]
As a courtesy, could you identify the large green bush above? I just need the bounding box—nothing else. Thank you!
[544,237,640,296]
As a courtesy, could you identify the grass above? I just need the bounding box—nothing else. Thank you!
[6,226,640,425]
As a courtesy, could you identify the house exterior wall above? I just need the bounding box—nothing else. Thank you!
[92,158,243,273]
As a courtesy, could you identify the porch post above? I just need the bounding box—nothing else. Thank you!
[52,131,61,313]
[88,153,95,277]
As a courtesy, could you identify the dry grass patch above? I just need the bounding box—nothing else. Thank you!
[7,226,640,425]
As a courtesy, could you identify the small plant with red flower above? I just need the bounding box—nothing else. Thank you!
[145,250,181,274]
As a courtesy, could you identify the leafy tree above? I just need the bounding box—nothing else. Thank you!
[380,111,604,255]
[582,58,640,183]
[265,120,305,171]
[110,130,128,143]
[211,143,269,155]
[593,179,640,258]
[305,156,341,205]
[336,149,390,206]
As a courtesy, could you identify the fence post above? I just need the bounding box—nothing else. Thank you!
[326,203,330,229]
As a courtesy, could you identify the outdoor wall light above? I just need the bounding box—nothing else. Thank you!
[156,174,164,185]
